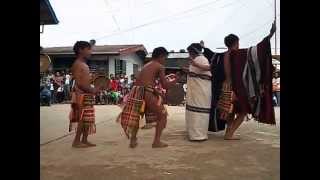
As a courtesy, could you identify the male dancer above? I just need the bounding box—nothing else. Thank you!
[119,47,180,148]
[192,22,276,140]
[69,41,100,148]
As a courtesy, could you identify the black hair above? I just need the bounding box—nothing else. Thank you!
[152,47,169,59]
[187,43,203,55]
[224,34,239,48]
[73,41,92,55]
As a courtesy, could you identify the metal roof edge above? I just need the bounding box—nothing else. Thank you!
[43,0,59,25]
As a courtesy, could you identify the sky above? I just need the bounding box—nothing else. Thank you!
[40,0,280,53]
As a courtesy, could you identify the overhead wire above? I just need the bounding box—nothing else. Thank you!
[95,0,225,41]
[97,0,279,50]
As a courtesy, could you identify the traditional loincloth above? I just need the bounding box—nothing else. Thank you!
[144,86,168,127]
[217,82,235,121]
[145,111,157,126]
[69,92,96,134]
[119,85,168,137]
[120,86,145,138]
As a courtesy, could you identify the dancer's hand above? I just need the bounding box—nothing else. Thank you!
[166,73,176,79]
[268,20,276,38]
[200,40,205,48]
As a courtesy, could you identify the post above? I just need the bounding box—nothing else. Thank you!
[274,0,277,55]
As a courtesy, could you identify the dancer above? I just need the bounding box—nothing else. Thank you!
[220,22,277,140]
[185,43,212,141]
[69,41,100,148]
[119,47,180,148]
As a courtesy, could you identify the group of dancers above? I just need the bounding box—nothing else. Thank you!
[68,22,277,148]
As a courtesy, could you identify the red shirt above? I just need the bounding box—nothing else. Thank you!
[110,80,118,91]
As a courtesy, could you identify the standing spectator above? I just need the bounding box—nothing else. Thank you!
[119,74,125,84]
[47,72,54,83]
[123,76,130,95]
[56,86,64,103]
[183,83,187,99]
[49,79,55,104]
[64,71,71,100]
[129,74,136,90]
[110,76,118,91]
[115,74,121,91]
[110,73,114,79]
[272,72,280,106]
[54,71,63,88]
[119,74,126,95]
[54,71,64,103]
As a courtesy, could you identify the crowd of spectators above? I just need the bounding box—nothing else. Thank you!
[40,70,135,106]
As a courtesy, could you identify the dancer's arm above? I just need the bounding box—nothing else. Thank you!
[266,21,276,40]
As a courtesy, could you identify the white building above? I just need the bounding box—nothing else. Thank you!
[43,44,147,82]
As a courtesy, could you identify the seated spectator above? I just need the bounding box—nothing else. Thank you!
[56,86,64,103]
[40,86,51,106]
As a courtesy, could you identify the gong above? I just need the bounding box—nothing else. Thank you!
[93,76,110,90]
[40,54,51,72]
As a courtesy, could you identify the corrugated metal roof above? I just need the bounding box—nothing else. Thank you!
[146,52,189,59]
[43,44,147,56]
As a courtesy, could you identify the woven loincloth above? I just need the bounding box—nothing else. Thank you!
[217,82,235,121]
[120,86,145,138]
[144,86,168,122]
[69,92,96,134]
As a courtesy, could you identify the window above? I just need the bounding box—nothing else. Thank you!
[133,64,139,75]
[115,59,126,75]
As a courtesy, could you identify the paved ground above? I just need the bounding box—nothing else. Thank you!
[40,105,280,180]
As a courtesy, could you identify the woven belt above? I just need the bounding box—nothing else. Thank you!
[188,72,212,81]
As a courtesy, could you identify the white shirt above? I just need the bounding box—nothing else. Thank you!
[183,84,187,92]
[57,87,64,92]
[50,83,54,91]
[273,78,280,84]
[65,74,71,85]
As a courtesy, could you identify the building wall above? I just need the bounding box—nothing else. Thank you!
[108,56,116,75]
[119,54,143,82]
[48,53,144,83]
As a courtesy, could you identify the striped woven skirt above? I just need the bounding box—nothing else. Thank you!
[69,93,96,135]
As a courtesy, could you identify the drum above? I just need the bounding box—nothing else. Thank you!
[40,54,51,72]
[93,75,110,90]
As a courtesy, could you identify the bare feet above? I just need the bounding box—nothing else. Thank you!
[129,138,138,148]
[82,141,97,147]
[224,135,241,140]
[72,142,90,148]
[152,141,168,148]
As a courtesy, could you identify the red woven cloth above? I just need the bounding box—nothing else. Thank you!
[230,37,275,125]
